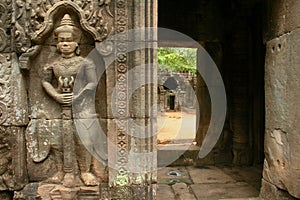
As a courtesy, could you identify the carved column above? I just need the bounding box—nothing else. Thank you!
[196,42,227,165]
[105,0,157,199]
[128,0,157,197]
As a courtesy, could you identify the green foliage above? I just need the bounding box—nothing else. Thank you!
[158,48,197,74]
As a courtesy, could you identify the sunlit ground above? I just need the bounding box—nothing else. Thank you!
[157,111,196,143]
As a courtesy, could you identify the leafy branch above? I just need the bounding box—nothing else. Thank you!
[158,48,197,74]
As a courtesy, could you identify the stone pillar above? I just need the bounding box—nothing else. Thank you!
[260,0,300,199]
[195,43,212,162]
[195,42,226,165]
[106,0,157,199]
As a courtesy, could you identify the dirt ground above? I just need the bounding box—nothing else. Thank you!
[157,111,196,143]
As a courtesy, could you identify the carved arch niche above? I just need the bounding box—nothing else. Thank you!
[23,2,110,181]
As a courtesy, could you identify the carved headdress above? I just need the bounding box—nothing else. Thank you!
[54,14,81,43]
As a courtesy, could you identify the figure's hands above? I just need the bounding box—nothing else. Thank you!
[55,93,73,105]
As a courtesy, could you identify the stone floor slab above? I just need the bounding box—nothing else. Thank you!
[157,165,262,200]
[157,166,192,185]
[172,182,197,200]
[157,184,175,199]
[190,182,259,200]
[188,166,236,184]
[221,166,262,191]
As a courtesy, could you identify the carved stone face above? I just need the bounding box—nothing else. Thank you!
[57,32,78,57]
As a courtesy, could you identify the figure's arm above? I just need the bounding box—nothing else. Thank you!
[42,81,73,105]
[42,66,73,105]
[73,60,97,100]
[85,61,98,90]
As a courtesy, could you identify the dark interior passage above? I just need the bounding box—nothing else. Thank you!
[158,0,265,166]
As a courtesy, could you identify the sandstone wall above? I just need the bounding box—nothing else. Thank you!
[261,0,300,199]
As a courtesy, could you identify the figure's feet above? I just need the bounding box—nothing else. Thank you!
[102,174,109,183]
[81,172,99,186]
[62,173,75,188]
[45,171,64,184]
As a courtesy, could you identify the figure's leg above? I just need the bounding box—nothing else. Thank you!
[62,120,83,188]
[78,146,99,186]
[45,148,64,183]
[93,158,108,183]
[75,134,98,186]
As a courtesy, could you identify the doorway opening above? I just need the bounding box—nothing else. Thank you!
[157,47,197,145]
[157,0,266,198]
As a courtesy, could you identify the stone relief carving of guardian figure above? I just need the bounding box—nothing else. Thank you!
[26,13,108,189]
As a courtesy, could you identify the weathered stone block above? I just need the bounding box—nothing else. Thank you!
[285,0,300,34]
[260,179,298,200]
[264,0,300,42]
[263,28,300,198]
[263,0,286,42]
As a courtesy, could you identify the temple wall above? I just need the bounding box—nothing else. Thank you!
[260,0,300,199]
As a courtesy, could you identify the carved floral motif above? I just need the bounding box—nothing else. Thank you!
[0,126,13,190]
[0,0,12,52]
[0,54,11,126]
[27,0,113,42]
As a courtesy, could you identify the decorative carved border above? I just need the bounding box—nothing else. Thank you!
[31,1,112,43]
[100,183,150,199]
[0,0,12,53]
[0,54,12,126]
[10,0,114,44]
[115,0,129,179]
